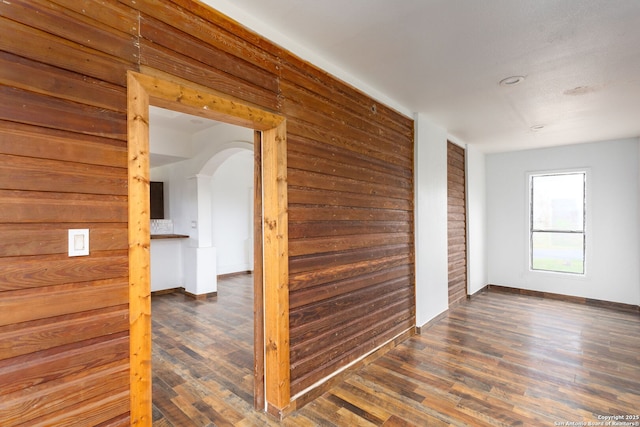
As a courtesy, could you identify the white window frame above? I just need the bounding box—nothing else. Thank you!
[527,169,589,276]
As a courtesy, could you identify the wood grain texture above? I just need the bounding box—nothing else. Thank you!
[0,306,129,361]
[253,131,265,410]
[0,86,126,139]
[284,60,414,396]
[127,70,289,418]
[0,0,414,422]
[0,15,134,86]
[280,60,413,139]
[127,70,153,427]
[0,120,127,167]
[447,142,467,306]
[128,0,282,75]
[151,276,256,426]
[287,106,414,394]
[0,279,128,327]
[49,0,140,36]
[0,3,135,424]
[261,122,291,411]
[0,51,127,112]
[139,14,278,93]
[0,190,127,223]
[0,154,126,195]
[139,41,279,112]
[0,224,126,257]
[1,0,138,60]
[152,274,640,426]
[133,69,282,131]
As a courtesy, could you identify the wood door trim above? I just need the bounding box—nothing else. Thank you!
[253,130,265,410]
[127,70,289,424]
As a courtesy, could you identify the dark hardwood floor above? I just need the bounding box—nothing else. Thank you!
[152,275,640,426]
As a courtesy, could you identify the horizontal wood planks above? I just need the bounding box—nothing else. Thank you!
[133,0,281,113]
[0,0,416,422]
[282,58,415,395]
[0,0,135,425]
[134,0,415,408]
[447,142,467,306]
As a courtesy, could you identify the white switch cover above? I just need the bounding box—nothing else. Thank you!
[68,229,89,257]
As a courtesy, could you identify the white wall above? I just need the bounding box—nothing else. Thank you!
[466,144,487,295]
[486,138,640,305]
[150,122,254,292]
[414,114,449,326]
[148,126,191,160]
[211,150,254,274]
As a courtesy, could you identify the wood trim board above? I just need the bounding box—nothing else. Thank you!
[127,70,289,424]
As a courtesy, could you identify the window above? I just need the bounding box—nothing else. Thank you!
[530,171,586,274]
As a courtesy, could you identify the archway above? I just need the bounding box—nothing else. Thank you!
[204,145,254,277]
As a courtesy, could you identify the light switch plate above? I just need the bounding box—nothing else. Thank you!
[68,229,89,257]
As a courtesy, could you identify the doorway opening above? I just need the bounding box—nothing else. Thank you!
[127,70,290,424]
[148,107,256,422]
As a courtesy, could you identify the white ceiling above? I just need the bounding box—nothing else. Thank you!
[149,106,222,167]
[149,105,221,134]
[203,0,640,152]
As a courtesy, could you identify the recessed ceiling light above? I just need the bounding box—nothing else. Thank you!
[530,124,545,131]
[499,75,525,86]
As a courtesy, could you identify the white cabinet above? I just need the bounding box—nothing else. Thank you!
[150,236,187,292]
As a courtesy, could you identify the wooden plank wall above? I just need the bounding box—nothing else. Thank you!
[0,0,415,422]
[447,141,467,305]
[0,0,135,425]
[283,61,415,395]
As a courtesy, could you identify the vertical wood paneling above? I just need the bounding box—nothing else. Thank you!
[0,0,415,423]
[447,141,467,305]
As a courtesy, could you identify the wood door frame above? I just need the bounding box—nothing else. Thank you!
[127,70,290,425]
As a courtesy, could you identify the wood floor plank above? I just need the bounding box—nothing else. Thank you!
[328,384,392,423]
[381,415,419,427]
[152,275,640,426]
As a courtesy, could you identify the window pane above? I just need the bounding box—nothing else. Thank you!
[532,231,584,274]
[532,173,584,231]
